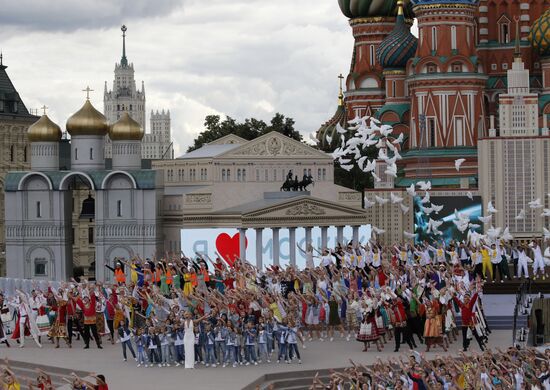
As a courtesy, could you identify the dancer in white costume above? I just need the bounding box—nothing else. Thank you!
[183,310,209,369]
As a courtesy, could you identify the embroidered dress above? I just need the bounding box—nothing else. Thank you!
[48,300,68,339]
[356,312,379,342]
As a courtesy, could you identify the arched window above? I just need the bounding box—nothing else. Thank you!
[451,26,457,51]
[36,201,42,218]
[10,145,14,162]
[237,169,242,182]
[431,26,437,51]
[117,200,122,217]
[227,169,231,181]
[242,169,246,182]
[369,45,375,66]
[222,169,226,181]
[75,148,78,161]
[23,146,27,162]
[498,16,511,44]
[89,148,93,160]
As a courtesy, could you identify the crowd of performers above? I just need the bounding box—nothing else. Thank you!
[310,347,550,389]
[0,238,505,373]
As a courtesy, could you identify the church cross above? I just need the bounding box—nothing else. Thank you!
[82,86,94,100]
[41,105,48,115]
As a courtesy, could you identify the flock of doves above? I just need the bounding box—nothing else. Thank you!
[311,115,550,254]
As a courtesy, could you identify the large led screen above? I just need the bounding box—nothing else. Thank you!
[414,195,482,244]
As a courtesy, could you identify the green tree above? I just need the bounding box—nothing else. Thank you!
[187,113,302,152]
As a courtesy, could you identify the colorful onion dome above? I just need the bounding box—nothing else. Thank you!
[338,0,413,19]
[376,1,418,68]
[66,99,109,137]
[109,112,144,141]
[410,0,478,6]
[530,8,550,58]
[28,114,62,142]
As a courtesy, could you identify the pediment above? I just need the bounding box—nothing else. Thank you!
[218,132,330,159]
[243,197,366,219]
[208,134,248,145]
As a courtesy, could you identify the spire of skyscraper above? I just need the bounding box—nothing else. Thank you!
[121,25,128,67]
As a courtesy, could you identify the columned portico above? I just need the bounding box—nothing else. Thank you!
[289,227,296,267]
[352,226,360,244]
[305,227,312,247]
[182,194,367,269]
[255,228,263,269]
[239,227,247,261]
[320,226,328,249]
[272,228,280,266]
[336,226,344,246]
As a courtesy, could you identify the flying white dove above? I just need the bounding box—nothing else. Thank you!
[428,218,444,235]
[363,159,376,172]
[487,201,498,214]
[478,215,493,224]
[514,209,526,220]
[385,164,398,178]
[357,156,368,170]
[486,226,502,240]
[466,191,473,200]
[421,206,434,214]
[372,172,382,183]
[420,192,431,204]
[375,195,389,205]
[453,219,469,233]
[528,198,543,209]
[468,223,481,229]
[541,208,550,217]
[372,226,386,235]
[392,133,404,144]
[390,193,403,204]
[336,122,347,135]
[501,227,513,241]
[406,184,416,197]
[400,204,410,214]
[309,133,319,144]
[416,181,432,191]
[377,148,388,161]
[454,158,466,172]
[379,125,393,137]
[431,204,444,214]
[364,197,376,208]
[403,231,417,239]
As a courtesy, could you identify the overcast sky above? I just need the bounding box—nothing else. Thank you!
[1,0,359,155]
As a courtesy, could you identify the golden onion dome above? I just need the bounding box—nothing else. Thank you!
[109,112,144,141]
[27,114,62,142]
[66,99,109,136]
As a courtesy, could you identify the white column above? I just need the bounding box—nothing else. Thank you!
[289,227,296,267]
[321,226,328,249]
[305,227,312,247]
[272,228,280,266]
[352,226,360,244]
[255,228,263,270]
[238,228,247,261]
[336,226,344,246]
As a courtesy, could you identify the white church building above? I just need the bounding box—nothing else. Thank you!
[4,98,162,282]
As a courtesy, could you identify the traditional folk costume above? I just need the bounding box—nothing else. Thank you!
[357,308,382,351]
[10,293,42,348]
[423,300,446,351]
[48,298,68,347]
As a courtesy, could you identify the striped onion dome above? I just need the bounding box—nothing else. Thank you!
[338,0,414,18]
[529,8,550,58]
[376,1,418,68]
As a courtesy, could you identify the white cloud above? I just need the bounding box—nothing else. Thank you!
[2,0,356,152]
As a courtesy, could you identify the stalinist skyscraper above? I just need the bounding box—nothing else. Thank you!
[104,25,173,160]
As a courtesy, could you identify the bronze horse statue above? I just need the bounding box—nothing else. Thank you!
[280,174,314,192]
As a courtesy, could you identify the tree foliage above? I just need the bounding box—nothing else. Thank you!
[187,113,302,152]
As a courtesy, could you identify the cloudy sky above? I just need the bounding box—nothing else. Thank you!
[1,0,357,155]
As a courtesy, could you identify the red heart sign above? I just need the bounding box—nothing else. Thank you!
[215,232,247,267]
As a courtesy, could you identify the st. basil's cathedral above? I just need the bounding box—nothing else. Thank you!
[317,0,550,243]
